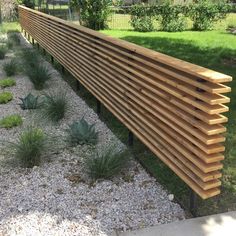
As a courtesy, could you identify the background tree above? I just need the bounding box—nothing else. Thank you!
[2,0,18,21]
[70,0,113,30]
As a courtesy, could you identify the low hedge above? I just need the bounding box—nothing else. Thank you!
[129,0,230,32]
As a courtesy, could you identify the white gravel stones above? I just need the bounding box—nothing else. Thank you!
[0,35,185,236]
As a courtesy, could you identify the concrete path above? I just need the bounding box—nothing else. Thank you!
[115,211,236,236]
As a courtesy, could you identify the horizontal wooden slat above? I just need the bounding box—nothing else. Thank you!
[19,6,231,199]
[22,19,226,157]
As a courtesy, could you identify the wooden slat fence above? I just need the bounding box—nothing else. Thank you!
[18,5,232,199]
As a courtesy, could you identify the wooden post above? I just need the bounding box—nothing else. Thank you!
[190,189,197,217]
[96,99,101,115]
[51,55,54,64]
[61,65,65,74]
[43,48,46,55]
[32,38,35,45]
[76,80,80,91]
[37,43,39,50]
[128,131,134,146]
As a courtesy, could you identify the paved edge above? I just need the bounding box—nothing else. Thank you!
[115,211,236,236]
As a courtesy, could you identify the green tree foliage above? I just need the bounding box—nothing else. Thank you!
[188,0,230,31]
[154,3,187,32]
[130,4,154,32]
[70,0,113,30]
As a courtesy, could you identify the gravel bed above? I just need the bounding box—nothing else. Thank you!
[0,34,185,236]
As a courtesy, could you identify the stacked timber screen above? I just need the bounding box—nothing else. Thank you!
[19,5,232,199]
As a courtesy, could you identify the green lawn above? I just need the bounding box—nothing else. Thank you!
[0,22,20,33]
[101,23,236,216]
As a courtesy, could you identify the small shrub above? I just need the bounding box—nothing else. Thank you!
[0,46,7,59]
[3,59,18,76]
[8,127,48,168]
[0,78,16,88]
[25,64,52,90]
[6,40,13,50]
[70,0,112,30]
[22,0,35,9]
[188,0,230,31]
[40,90,69,123]
[66,118,98,146]
[19,93,39,110]
[21,48,40,69]
[0,114,23,129]
[153,3,187,32]
[85,147,129,180]
[0,91,13,104]
[130,4,154,32]
[7,31,21,46]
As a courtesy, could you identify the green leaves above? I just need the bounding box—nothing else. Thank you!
[0,114,23,129]
[71,0,113,30]
[39,90,69,123]
[0,78,16,88]
[3,59,18,76]
[187,0,230,31]
[25,64,52,90]
[130,5,154,32]
[0,46,7,59]
[7,31,21,46]
[19,93,39,110]
[129,1,229,32]
[85,147,129,180]
[10,127,47,168]
[0,91,13,104]
[66,118,98,146]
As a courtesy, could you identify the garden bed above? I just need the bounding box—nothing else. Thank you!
[0,33,185,235]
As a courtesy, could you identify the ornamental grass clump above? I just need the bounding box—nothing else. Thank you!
[66,118,98,146]
[8,127,48,168]
[0,91,13,104]
[19,93,39,110]
[40,90,69,123]
[25,64,52,90]
[85,147,129,180]
[7,31,21,46]
[6,39,13,50]
[0,46,7,59]
[0,114,23,129]
[3,59,18,76]
[21,48,40,69]
[0,78,16,88]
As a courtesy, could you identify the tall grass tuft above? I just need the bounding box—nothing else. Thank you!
[6,39,13,50]
[7,32,21,46]
[7,127,49,168]
[3,59,18,76]
[40,90,69,123]
[0,46,7,59]
[85,147,129,180]
[25,64,52,90]
[7,31,21,46]
[21,48,40,69]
